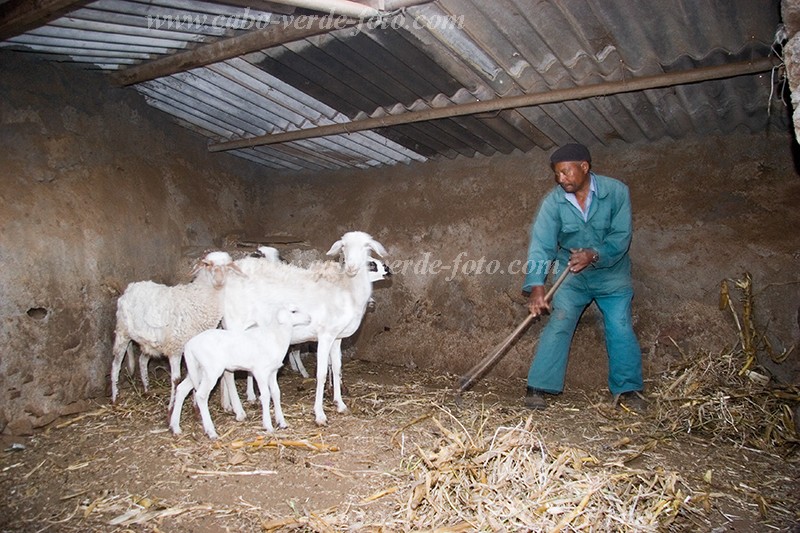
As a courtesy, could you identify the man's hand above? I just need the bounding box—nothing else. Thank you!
[527,285,550,317]
[568,248,598,273]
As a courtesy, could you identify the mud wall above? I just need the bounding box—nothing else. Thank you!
[2,50,799,436]
[0,52,264,434]
[252,133,800,393]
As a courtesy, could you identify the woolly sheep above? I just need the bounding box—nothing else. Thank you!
[221,231,387,426]
[110,251,244,407]
[125,248,279,404]
[169,307,310,439]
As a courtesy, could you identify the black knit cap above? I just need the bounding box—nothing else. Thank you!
[550,143,591,165]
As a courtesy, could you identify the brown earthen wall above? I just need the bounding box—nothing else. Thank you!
[250,134,800,395]
[2,51,798,436]
[0,52,264,434]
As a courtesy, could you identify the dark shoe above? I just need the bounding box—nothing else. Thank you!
[615,391,647,414]
[525,388,548,410]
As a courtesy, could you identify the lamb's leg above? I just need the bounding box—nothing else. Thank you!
[251,369,274,432]
[313,336,334,426]
[169,376,194,435]
[245,374,257,403]
[167,354,183,411]
[330,339,347,414]
[288,347,310,378]
[219,371,234,412]
[221,371,247,422]
[194,378,218,440]
[126,343,137,375]
[110,332,130,403]
[138,353,150,393]
[267,369,287,429]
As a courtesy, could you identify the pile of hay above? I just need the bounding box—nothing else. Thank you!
[3,274,797,532]
[649,273,799,449]
[388,412,695,531]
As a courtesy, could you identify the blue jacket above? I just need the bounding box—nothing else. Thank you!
[522,172,633,293]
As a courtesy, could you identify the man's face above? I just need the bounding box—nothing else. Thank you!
[552,161,590,193]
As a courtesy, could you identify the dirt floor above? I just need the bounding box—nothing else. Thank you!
[1,355,798,533]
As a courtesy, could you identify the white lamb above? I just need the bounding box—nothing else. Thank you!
[221,231,387,426]
[110,251,244,407]
[169,307,310,439]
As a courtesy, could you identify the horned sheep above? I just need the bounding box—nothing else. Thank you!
[283,255,392,381]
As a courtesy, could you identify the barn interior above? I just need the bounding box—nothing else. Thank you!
[1,0,799,531]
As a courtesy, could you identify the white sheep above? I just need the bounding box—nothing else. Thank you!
[220,231,387,426]
[124,248,280,408]
[219,246,285,405]
[110,251,244,407]
[284,256,392,381]
[169,307,310,439]
[256,246,281,262]
[222,251,391,399]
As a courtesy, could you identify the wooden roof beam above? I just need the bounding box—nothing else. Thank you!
[208,57,778,152]
[109,0,432,87]
[0,0,90,41]
[110,15,358,87]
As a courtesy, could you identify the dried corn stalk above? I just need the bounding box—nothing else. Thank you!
[396,414,695,531]
[650,274,800,449]
[721,272,796,368]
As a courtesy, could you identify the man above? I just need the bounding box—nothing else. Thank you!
[522,143,645,412]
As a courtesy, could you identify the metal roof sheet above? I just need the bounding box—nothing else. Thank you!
[1,0,788,171]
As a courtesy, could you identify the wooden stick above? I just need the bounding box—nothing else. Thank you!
[54,408,107,429]
[184,467,277,477]
[458,268,570,393]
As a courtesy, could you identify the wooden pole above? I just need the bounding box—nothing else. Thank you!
[110,16,357,87]
[0,0,89,41]
[209,57,777,152]
[110,0,434,87]
[458,268,571,393]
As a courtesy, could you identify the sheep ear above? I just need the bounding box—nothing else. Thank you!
[189,260,208,277]
[228,263,247,277]
[368,239,387,258]
[326,240,344,257]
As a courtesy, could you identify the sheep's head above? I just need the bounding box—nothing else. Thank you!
[326,231,387,277]
[255,246,281,262]
[192,251,245,289]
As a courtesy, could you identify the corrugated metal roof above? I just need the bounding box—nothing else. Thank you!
[1,0,788,171]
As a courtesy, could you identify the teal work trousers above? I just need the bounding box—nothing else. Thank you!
[526,278,643,395]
